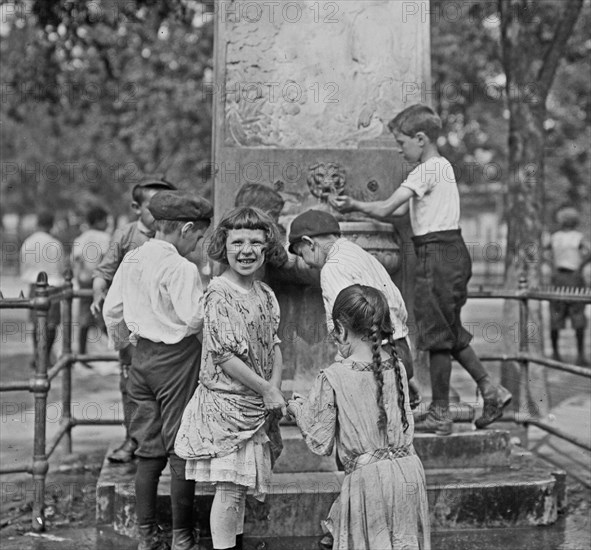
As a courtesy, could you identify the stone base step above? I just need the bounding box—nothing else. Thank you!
[96,518,580,550]
[97,444,565,539]
[274,425,511,472]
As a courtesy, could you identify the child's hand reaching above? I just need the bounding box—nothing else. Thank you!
[263,384,287,417]
[329,194,355,213]
[286,393,304,420]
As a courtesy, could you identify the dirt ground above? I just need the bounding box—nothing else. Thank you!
[1,276,590,548]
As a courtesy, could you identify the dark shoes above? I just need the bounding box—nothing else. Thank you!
[138,524,170,550]
[414,404,453,436]
[108,437,138,463]
[172,528,207,550]
[318,533,333,549]
[475,384,512,429]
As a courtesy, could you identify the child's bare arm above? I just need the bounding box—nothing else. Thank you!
[330,186,414,219]
[269,344,283,390]
[220,355,286,414]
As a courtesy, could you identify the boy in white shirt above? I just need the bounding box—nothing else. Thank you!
[103,190,212,550]
[332,103,511,435]
[71,205,111,359]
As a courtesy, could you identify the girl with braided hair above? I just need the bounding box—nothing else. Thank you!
[288,284,430,550]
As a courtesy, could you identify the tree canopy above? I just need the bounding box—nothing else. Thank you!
[1,0,588,231]
[1,0,214,217]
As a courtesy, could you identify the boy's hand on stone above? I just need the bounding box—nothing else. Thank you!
[329,195,354,213]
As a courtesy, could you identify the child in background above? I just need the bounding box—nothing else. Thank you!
[71,205,110,361]
[546,207,590,366]
[103,190,213,550]
[175,207,286,550]
[19,210,66,367]
[288,209,421,408]
[288,284,430,550]
[92,178,176,463]
[331,104,511,434]
[234,183,285,225]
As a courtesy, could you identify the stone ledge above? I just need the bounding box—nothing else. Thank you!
[97,442,563,538]
[273,426,512,472]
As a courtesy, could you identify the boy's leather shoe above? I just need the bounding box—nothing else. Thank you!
[108,437,137,463]
[138,524,170,550]
[318,533,334,549]
[171,527,206,550]
[475,385,512,429]
[414,404,453,436]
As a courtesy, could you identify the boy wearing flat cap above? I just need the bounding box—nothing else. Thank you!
[546,207,591,366]
[103,190,213,550]
[288,209,420,408]
[92,178,177,463]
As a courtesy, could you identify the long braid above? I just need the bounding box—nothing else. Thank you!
[332,284,408,434]
[388,334,409,433]
[369,323,388,431]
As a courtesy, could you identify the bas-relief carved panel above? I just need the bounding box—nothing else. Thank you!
[223,0,430,149]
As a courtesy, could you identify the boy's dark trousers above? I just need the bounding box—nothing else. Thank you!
[129,336,201,545]
[107,346,138,463]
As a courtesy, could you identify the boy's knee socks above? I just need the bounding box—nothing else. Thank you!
[429,351,451,405]
[451,346,488,384]
[169,454,196,530]
[135,457,167,526]
[171,476,196,529]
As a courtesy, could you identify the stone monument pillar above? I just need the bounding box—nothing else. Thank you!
[211,0,431,392]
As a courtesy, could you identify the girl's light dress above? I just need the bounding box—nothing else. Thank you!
[175,277,282,500]
[293,357,431,550]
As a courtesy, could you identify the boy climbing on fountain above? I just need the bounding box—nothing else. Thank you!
[331,103,512,435]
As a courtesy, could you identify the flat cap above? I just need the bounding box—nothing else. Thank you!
[134,178,177,191]
[288,209,341,253]
[148,191,213,222]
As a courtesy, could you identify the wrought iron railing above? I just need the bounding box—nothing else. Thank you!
[0,270,589,532]
[469,277,591,452]
[0,271,118,532]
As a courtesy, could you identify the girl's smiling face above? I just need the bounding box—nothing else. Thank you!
[226,228,267,282]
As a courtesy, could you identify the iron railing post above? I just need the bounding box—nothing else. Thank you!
[517,273,533,424]
[31,272,50,532]
[61,269,74,453]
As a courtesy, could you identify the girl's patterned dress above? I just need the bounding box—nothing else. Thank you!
[292,357,431,550]
[175,276,282,500]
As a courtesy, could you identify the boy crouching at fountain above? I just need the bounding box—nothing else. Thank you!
[287,209,421,408]
[103,190,212,550]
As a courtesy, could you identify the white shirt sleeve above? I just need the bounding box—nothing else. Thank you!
[102,267,130,350]
[166,262,205,334]
[320,264,350,333]
[400,163,435,198]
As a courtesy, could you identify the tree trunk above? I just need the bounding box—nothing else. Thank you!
[498,0,584,418]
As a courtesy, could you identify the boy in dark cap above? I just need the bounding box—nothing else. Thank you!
[92,178,176,463]
[103,190,213,550]
[288,209,420,408]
